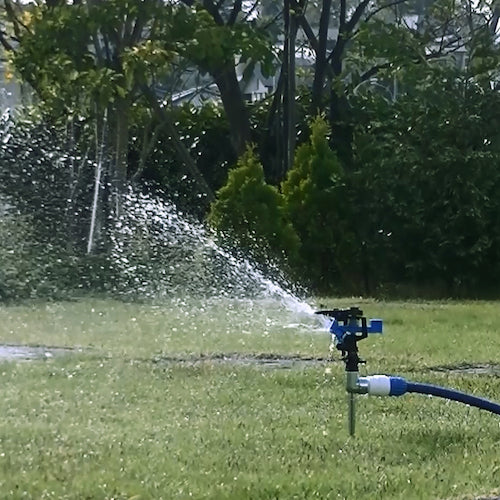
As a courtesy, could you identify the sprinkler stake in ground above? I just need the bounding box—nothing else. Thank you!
[315,307,500,437]
[315,307,382,436]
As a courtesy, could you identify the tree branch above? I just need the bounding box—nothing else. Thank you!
[358,62,392,83]
[228,0,242,25]
[202,0,225,25]
[5,0,32,38]
[243,0,260,22]
[292,7,318,53]
[0,31,14,52]
[340,0,346,29]
[490,2,500,35]
[364,0,410,23]
[311,0,332,110]
[356,35,469,91]
[131,119,164,185]
[345,0,371,33]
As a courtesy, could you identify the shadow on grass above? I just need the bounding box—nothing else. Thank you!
[395,425,500,458]
[152,352,333,368]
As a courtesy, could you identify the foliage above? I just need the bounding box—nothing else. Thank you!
[249,89,314,183]
[0,112,115,301]
[0,209,112,301]
[9,1,218,203]
[133,102,236,216]
[351,66,500,295]
[12,0,178,114]
[0,211,36,301]
[8,0,275,180]
[208,146,300,266]
[282,116,355,291]
[14,4,112,114]
[182,6,274,76]
[0,112,94,248]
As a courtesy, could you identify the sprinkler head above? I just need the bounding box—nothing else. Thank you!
[315,307,383,371]
[315,306,364,322]
[315,307,384,436]
[315,307,383,351]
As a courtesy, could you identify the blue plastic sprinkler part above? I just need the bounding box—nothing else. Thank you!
[328,315,383,344]
[315,306,383,360]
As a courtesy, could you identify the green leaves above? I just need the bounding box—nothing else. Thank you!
[123,40,173,87]
[351,66,500,292]
[282,116,354,291]
[208,146,300,265]
[181,12,273,75]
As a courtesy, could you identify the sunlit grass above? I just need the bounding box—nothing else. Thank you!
[0,298,499,499]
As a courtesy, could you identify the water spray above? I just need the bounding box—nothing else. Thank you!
[315,307,500,436]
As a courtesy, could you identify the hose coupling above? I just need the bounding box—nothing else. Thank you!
[346,371,369,394]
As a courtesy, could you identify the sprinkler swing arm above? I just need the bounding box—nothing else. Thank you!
[315,306,500,437]
[315,306,382,364]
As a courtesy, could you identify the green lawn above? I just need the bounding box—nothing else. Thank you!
[0,298,499,499]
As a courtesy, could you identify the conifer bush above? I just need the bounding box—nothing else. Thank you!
[208,146,299,267]
[282,116,355,291]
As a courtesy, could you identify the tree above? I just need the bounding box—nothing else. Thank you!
[2,0,277,187]
[179,0,274,156]
[2,0,220,252]
[7,1,184,198]
[290,0,500,167]
[208,145,300,266]
[350,64,500,294]
[282,115,355,291]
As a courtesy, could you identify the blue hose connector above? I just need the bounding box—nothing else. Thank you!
[389,376,407,396]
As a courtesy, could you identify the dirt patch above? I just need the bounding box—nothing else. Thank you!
[431,363,500,376]
[153,352,332,369]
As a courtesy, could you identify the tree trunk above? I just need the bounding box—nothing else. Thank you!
[329,44,353,168]
[311,0,332,112]
[212,64,251,156]
[326,0,369,168]
[260,70,285,183]
[283,0,297,175]
[113,97,129,216]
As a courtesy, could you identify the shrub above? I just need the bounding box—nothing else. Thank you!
[208,146,299,267]
[282,116,355,292]
[350,72,500,295]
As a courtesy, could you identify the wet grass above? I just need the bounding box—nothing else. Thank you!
[0,298,500,499]
[0,297,326,359]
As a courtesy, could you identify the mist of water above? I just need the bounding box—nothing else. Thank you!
[0,113,324,334]
[109,189,320,324]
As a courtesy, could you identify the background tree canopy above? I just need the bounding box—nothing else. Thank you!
[1,0,500,299]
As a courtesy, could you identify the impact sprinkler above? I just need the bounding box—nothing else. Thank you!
[315,307,500,437]
[315,307,382,436]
